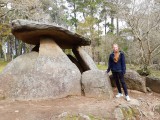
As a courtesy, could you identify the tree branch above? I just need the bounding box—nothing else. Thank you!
[0,1,9,8]
[0,9,14,18]
[151,50,160,59]
[151,44,160,54]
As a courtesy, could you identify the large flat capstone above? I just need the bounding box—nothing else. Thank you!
[11,19,91,49]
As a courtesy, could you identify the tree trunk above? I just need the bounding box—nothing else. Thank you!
[97,52,100,65]
[73,2,77,31]
[14,37,18,57]
[116,17,119,36]
[111,16,114,33]
[9,36,13,60]
[22,42,26,54]
[104,15,107,35]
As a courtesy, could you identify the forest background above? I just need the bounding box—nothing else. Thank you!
[1,0,160,77]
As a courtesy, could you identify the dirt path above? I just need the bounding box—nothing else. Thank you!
[0,89,160,120]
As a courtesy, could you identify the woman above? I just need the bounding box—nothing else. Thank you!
[107,44,130,101]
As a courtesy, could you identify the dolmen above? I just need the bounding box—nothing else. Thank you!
[0,19,113,100]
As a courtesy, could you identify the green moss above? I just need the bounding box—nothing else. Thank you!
[149,70,160,79]
[64,114,78,120]
[89,114,102,120]
[121,107,133,119]
[63,114,103,120]
[137,69,150,76]
[120,106,139,119]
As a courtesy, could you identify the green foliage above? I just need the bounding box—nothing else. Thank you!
[88,114,103,120]
[0,23,11,37]
[77,16,98,38]
[119,28,133,36]
[137,66,151,76]
[64,49,72,55]
[149,69,160,78]
[0,60,8,73]
[106,22,115,33]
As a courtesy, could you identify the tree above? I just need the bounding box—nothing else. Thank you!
[0,0,51,61]
[125,0,160,65]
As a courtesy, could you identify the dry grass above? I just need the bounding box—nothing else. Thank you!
[97,64,107,70]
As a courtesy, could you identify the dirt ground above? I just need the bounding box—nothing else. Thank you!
[0,88,160,120]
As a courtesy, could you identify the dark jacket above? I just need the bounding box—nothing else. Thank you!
[107,51,126,74]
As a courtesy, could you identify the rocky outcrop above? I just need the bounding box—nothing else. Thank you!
[0,39,81,100]
[155,104,160,114]
[110,70,147,92]
[146,76,160,93]
[81,70,113,99]
[124,70,147,92]
[73,47,97,71]
[114,100,141,120]
[114,104,140,120]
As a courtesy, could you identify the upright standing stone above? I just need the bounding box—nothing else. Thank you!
[31,38,82,99]
[81,70,113,99]
[73,47,98,72]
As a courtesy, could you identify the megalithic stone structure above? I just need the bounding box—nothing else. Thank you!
[0,19,113,100]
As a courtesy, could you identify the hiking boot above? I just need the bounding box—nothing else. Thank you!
[116,93,123,98]
[125,95,131,101]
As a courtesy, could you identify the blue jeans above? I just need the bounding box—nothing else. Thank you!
[112,72,128,96]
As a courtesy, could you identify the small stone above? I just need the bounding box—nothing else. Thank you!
[148,112,154,116]
[154,104,160,113]
[146,87,152,92]
[58,112,68,118]
[15,110,19,113]
[78,113,91,120]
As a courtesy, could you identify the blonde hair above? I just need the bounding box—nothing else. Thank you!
[113,43,118,47]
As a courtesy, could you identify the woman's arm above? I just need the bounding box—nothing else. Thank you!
[121,53,126,74]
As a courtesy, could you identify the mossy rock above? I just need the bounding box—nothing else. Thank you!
[114,105,140,120]
[58,113,104,120]
[155,105,160,114]
[137,68,150,76]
